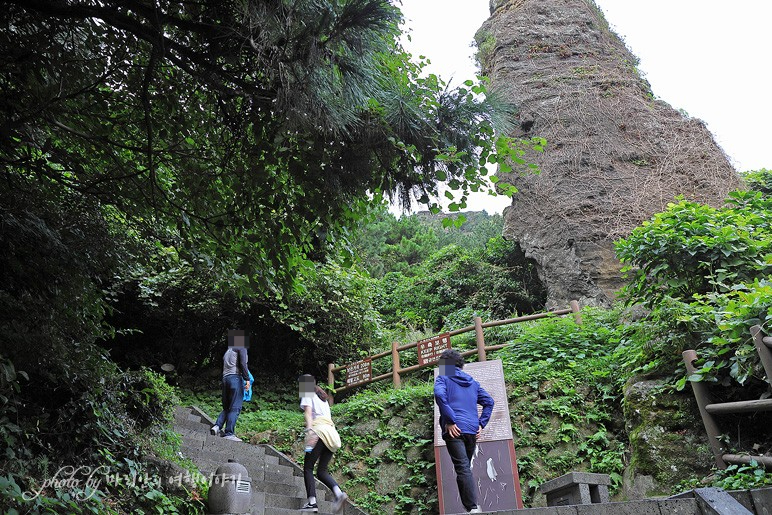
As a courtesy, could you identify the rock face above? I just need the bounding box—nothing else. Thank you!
[623,377,713,498]
[477,0,742,308]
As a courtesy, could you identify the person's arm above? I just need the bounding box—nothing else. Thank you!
[303,404,314,430]
[477,384,495,429]
[237,348,250,390]
[434,376,461,437]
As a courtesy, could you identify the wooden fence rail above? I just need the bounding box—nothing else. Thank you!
[328,300,582,395]
[683,324,772,470]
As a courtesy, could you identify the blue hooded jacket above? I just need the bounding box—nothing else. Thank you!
[434,369,494,436]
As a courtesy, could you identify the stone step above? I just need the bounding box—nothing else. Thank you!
[259,507,336,515]
[174,417,210,434]
[173,407,191,423]
[201,435,258,454]
[174,405,368,515]
[264,470,305,488]
[250,478,328,500]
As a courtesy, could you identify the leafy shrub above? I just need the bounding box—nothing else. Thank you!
[678,278,772,387]
[616,191,772,308]
[712,460,772,490]
[615,190,772,386]
[742,168,772,195]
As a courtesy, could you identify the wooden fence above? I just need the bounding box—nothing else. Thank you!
[683,325,772,470]
[328,301,582,395]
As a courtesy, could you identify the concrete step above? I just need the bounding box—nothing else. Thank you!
[250,478,328,500]
[174,417,210,434]
[263,492,335,510]
[264,469,305,488]
[259,507,336,515]
[174,405,368,515]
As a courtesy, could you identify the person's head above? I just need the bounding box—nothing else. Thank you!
[227,329,249,349]
[299,374,328,402]
[438,349,464,376]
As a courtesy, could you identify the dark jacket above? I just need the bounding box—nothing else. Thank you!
[434,369,494,435]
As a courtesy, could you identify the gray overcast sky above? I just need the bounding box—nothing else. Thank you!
[398,0,771,214]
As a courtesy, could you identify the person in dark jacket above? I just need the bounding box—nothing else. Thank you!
[211,329,251,441]
[434,349,494,514]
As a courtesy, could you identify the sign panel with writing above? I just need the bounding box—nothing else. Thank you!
[345,359,372,387]
[433,359,523,513]
[417,333,451,366]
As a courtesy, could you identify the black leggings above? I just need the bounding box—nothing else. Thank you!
[303,439,339,498]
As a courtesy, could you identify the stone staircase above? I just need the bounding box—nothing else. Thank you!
[174,405,772,515]
[173,406,367,515]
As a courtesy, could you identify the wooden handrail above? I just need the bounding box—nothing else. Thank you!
[723,454,772,468]
[328,301,582,393]
[481,308,572,328]
[705,399,772,415]
[684,325,772,470]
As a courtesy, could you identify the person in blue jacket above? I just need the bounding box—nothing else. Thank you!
[434,349,494,514]
[210,329,251,441]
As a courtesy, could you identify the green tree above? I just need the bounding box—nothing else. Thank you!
[374,238,546,331]
[1,0,538,297]
[0,1,543,509]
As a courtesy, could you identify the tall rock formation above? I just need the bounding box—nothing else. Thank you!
[477,0,742,308]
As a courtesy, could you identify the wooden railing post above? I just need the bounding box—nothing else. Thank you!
[327,363,336,405]
[570,300,582,325]
[751,325,772,383]
[474,317,487,362]
[392,341,401,389]
[682,349,727,469]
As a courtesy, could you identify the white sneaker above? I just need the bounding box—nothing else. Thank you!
[210,425,219,436]
[223,434,242,441]
[469,507,482,514]
[332,492,348,513]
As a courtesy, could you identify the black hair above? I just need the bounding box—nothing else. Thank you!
[439,349,464,368]
[299,374,328,403]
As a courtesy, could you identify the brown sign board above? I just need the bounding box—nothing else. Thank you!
[417,333,451,366]
[433,359,523,513]
[345,359,372,387]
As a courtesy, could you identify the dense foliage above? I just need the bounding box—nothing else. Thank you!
[0,0,545,511]
[743,168,772,196]
[615,190,772,386]
[351,208,547,334]
[1,0,539,297]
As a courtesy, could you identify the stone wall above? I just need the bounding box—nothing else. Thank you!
[477,0,742,307]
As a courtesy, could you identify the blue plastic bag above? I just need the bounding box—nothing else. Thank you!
[243,371,254,402]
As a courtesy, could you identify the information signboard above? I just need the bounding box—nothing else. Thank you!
[344,359,372,387]
[417,333,451,366]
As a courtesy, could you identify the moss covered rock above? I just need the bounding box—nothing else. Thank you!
[623,377,713,498]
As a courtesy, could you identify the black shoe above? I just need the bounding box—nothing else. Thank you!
[300,502,318,512]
